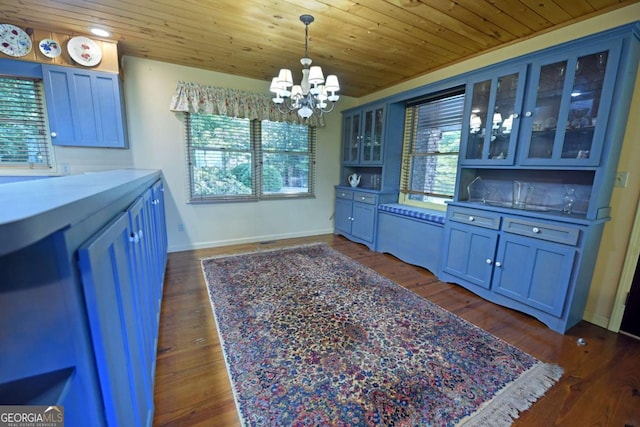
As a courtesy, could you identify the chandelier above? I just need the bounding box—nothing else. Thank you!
[269,14,340,119]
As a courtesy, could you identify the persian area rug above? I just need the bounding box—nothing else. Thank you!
[202,243,563,426]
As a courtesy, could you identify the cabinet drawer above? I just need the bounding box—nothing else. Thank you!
[448,206,500,230]
[336,189,354,200]
[353,192,377,205]
[503,217,580,246]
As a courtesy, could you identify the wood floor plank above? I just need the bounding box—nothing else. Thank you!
[153,234,640,426]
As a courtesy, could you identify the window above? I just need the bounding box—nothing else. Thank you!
[186,113,315,202]
[400,87,465,208]
[0,76,53,170]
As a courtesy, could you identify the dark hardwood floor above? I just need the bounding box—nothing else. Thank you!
[152,235,640,426]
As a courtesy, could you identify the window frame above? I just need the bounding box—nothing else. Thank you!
[399,86,466,210]
[185,113,316,203]
[0,74,56,175]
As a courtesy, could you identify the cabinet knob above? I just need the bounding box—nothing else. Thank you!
[495,262,502,267]
[468,216,475,221]
[129,231,139,243]
[50,132,57,138]
[524,111,532,117]
[513,113,520,119]
[486,259,492,264]
[532,227,540,233]
[361,197,366,200]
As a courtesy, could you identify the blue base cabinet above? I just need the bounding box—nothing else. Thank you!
[78,212,154,427]
[78,182,166,427]
[334,187,397,250]
[0,171,167,426]
[440,203,602,333]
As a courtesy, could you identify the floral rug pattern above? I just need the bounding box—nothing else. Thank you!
[202,244,562,426]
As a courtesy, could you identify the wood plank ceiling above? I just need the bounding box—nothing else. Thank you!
[1,0,638,97]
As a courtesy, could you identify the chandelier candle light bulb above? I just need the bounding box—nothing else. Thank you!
[269,14,340,119]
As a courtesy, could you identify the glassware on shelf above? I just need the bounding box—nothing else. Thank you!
[512,180,534,209]
[562,186,577,214]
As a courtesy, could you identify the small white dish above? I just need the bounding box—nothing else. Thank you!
[38,38,62,58]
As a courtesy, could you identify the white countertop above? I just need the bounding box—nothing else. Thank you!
[0,169,161,256]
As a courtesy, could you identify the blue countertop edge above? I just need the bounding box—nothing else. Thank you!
[0,169,162,257]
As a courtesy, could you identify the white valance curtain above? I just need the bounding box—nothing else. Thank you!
[169,81,324,127]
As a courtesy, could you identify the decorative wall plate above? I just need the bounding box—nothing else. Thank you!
[0,24,32,57]
[67,36,102,66]
[38,38,62,58]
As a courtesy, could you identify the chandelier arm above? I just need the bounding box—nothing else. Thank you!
[319,101,337,114]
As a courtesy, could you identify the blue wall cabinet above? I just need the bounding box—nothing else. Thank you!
[339,103,396,193]
[42,65,127,148]
[459,64,528,165]
[342,104,385,166]
[518,40,622,167]
[342,109,362,165]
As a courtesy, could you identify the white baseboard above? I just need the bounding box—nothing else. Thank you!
[582,310,610,330]
[167,228,334,253]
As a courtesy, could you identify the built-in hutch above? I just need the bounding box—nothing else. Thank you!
[334,102,403,249]
[336,22,640,333]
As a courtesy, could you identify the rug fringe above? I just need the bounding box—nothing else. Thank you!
[457,361,563,426]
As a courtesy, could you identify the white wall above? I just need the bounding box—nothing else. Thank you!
[121,57,357,252]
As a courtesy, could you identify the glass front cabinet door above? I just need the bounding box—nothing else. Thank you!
[361,106,385,164]
[460,64,527,165]
[342,110,361,165]
[342,105,385,166]
[519,40,622,166]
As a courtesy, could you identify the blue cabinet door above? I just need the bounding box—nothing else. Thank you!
[151,179,168,311]
[127,196,158,393]
[518,39,621,166]
[442,222,498,289]
[42,65,127,148]
[334,197,353,234]
[342,110,362,165]
[77,212,153,427]
[493,234,575,317]
[351,202,376,242]
[459,64,527,165]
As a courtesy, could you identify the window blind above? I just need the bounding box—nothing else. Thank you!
[0,76,52,169]
[187,114,255,201]
[186,113,316,202]
[400,88,465,203]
